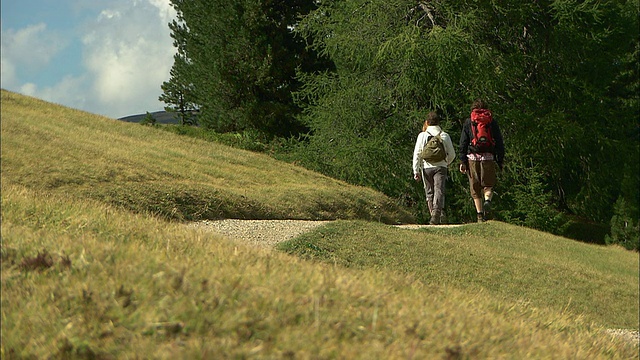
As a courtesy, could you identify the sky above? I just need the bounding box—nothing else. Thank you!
[1,0,177,119]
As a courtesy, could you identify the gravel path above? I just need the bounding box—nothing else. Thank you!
[187,219,332,249]
[187,219,463,249]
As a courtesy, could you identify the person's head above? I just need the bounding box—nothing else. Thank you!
[471,99,488,110]
[422,111,440,131]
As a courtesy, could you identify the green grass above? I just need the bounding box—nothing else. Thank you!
[1,90,639,358]
[279,221,639,329]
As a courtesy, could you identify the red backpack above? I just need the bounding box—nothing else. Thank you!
[470,109,495,153]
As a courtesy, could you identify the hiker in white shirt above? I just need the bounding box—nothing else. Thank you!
[412,111,456,225]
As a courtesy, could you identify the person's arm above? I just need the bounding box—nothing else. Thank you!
[443,132,456,165]
[459,119,471,169]
[412,132,425,179]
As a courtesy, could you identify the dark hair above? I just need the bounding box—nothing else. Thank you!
[422,111,440,131]
[427,111,441,124]
[471,99,488,110]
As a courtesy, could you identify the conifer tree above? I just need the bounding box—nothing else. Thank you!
[294,0,638,229]
[162,0,330,136]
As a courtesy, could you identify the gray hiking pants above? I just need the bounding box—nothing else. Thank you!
[421,166,448,214]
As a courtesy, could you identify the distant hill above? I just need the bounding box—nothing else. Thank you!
[118,110,198,125]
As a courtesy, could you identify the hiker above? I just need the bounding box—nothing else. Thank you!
[459,99,505,222]
[413,111,456,225]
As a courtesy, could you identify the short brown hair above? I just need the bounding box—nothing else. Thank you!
[472,99,488,110]
[422,111,440,131]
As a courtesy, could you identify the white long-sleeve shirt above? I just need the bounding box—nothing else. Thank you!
[412,125,456,176]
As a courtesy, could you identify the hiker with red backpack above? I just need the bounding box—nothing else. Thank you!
[459,99,505,222]
[413,111,456,225]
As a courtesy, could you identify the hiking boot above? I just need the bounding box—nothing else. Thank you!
[483,200,491,220]
[439,211,447,225]
[477,212,485,223]
[429,210,441,225]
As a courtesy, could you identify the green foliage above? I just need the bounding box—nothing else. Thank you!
[159,54,198,126]
[559,216,610,245]
[162,0,331,137]
[290,0,639,241]
[139,111,157,126]
[606,140,640,250]
[499,162,567,233]
[605,197,640,251]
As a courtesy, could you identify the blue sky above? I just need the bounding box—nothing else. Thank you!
[1,0,177,118]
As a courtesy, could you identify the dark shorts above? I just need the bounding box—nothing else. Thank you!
[467,160,497,199]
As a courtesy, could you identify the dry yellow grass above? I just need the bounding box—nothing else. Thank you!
[2,183,638,358]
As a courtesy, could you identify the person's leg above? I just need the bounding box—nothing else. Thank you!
[483,188,493,202]
[421,167,435,217]
[468,160,485,222]
[480,161,497,219]
[432,167,447,210]
[431,167,448,225]
[473,198,483,212]
[482,188,493,218]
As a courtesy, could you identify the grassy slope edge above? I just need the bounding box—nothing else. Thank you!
[0,90,412,224]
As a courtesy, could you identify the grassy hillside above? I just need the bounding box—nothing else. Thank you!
[0,90,412,224]
[3,184,638,359]
[280,221,639,329]
[1,90,638,358]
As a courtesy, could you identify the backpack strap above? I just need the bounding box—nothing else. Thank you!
[470,121,478,146]
[426,129,442,139]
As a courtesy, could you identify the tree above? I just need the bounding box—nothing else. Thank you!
[160,55,198,126]
[162,0,331,137]
[160,4,199,126]
[140,111,157,126]
[605,197,640,251]
[293,0,639,230]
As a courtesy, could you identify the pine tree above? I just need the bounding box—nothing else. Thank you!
[293,0,639,228]
[162,0,331,136]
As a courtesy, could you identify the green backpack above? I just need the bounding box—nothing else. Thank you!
[421,131,446,163]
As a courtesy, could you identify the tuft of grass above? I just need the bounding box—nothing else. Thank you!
[2,183,638,358]
[18,249,55,271]
[0,90,412,224]
[279,221,640,329]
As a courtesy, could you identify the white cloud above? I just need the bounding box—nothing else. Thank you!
[148,0,176,23]
[1,0,177,119]
[35,75,89,110]
[98,9,121,21]
[0,23,67,89]
[19,83,38,96]
[79,0,177,117]
[0,55,18,89]
[1,23,67,70]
